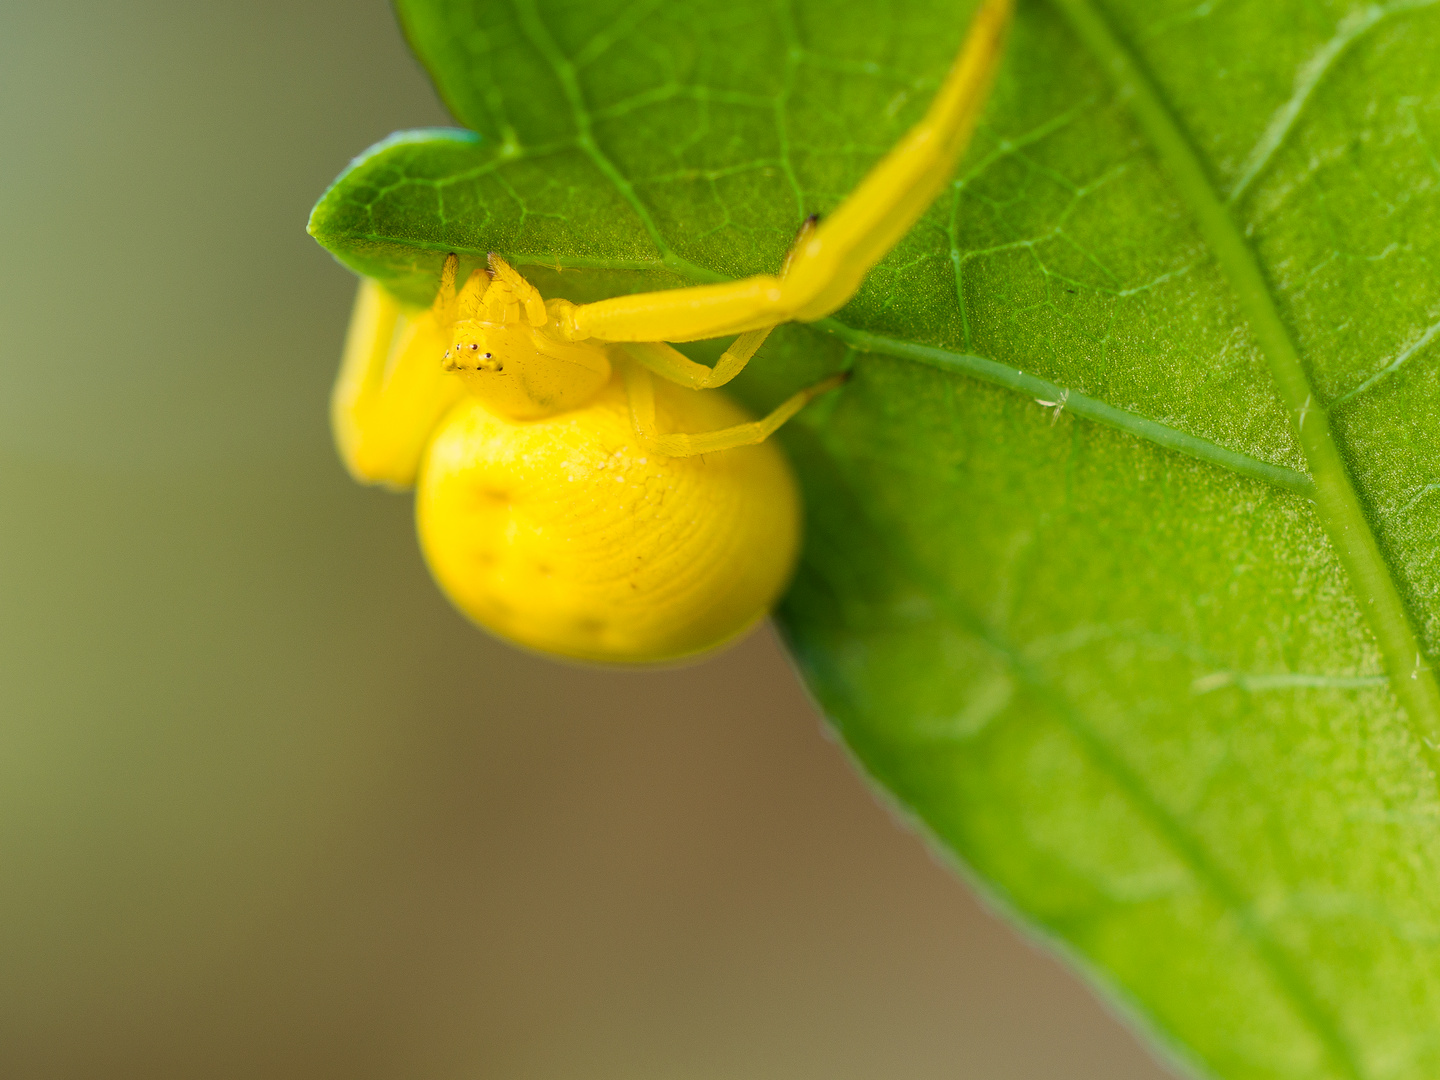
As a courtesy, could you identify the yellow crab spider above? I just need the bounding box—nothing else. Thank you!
[331,0,1013,663]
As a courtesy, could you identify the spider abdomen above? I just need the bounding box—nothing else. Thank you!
[416,374,800,663]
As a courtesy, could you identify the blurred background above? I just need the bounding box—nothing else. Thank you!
[0,1,1178,1076]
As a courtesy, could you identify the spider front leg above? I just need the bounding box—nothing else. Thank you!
[613,215,819,388]
[550,0,1013,346]
[622,359,847,457]
[331,265,467,489]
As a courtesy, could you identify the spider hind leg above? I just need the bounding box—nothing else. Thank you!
[623,361,848,458]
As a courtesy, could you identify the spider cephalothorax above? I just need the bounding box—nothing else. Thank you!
[437,269,614,420]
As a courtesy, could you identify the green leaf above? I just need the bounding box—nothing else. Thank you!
[308,0,1440,1076]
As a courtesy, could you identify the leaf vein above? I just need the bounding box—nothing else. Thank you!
[508,0,716,283]
[1332,316,1440,408]
[819,321,1316,496]
[1228,0,1440,204]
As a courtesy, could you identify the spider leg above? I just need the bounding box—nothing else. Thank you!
[623,360,847,457]
[488,253,549,326]
[617,326,774,390]
[612,215,819,386]
[554,0,1013,345]
[331,276,467,488]
[455,264,490,321]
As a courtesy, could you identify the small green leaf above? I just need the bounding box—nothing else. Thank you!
[309,1,1440,1076]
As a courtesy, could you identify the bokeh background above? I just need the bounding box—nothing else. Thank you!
[0,1,1179,1076]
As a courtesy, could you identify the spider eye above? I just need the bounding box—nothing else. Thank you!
[484,353,492,359]
[470,343,479,350]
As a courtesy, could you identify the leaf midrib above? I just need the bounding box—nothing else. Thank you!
[1048,0,1440,781]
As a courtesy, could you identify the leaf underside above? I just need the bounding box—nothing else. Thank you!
[307,1,1440,1077]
